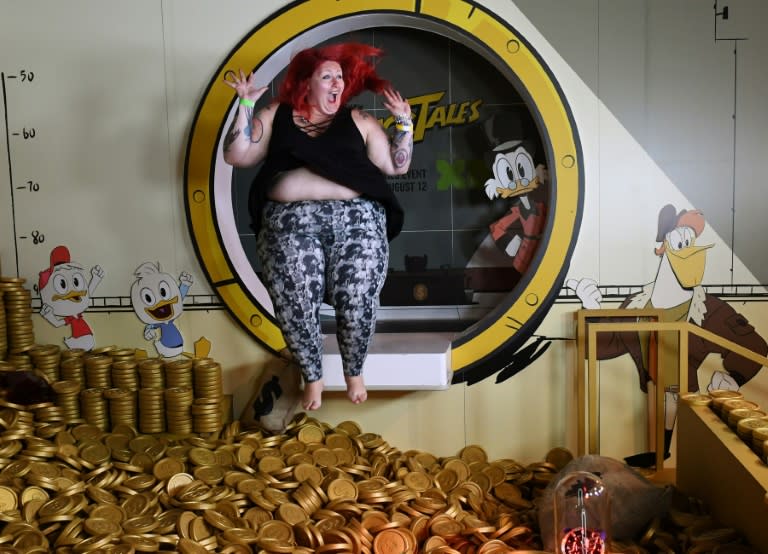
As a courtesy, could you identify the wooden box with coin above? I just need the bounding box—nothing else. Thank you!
[677,400,768,552]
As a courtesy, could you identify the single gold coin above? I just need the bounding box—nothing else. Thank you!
[434,468,459,491]
[373,528,409,554]
[153,457,186,481]
[188,447,218,466]
[443,458,470,482]
[294,463,323,484]
[259,519,294,542]
[194,465,225,485]
[90,503,125,524]
[168,473,195,495]
[459,444,487,464]
[0,486,18,511]
[80,442,111,465]
[258,455,285,474]
[202,509,235,531]
[403,471,432,492]
[544,447,574,471]
[177,537,212,554]
[84,517,122,536]
[327,478,358,501]
[20,486,49,505]
[297,425,325,444]
[681,393,712,406]
[276,502,309,525]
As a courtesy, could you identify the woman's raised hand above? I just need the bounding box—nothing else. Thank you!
[223,69,269,103]
[381,88,411,120]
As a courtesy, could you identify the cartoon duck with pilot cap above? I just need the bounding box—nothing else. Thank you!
[568,204,767,466]
[130,261,193,358]
[484,140,547,274]
[39,245,104,351]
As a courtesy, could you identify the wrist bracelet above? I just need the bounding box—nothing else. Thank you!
[239,98,256,108]
[395,123,413,132]
[394,113,411,125]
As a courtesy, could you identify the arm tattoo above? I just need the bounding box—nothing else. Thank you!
[391,130,413,169]
[246,115,264,144]
[223,124,240,152]
[242,106,264,144]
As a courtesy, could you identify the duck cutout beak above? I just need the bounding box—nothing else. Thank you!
[144,296,179,321]
[53,290,86,303]
[665,241,713,288]
[496,175,541,199]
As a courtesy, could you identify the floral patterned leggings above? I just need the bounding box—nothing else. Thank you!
[256,198,389,384]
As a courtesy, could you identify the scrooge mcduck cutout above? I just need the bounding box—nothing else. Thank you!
[484,140,547,275]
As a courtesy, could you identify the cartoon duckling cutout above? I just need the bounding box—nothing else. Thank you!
[130,262,193,358]
[484,141,547,274]
[38,245,104,351]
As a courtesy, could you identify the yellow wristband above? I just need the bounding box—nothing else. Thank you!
[395,123,413,132]
[239,98,255,108]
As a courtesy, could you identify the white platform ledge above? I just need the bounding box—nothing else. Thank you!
[321,332,454,391]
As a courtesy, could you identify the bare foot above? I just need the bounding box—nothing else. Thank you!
[345,375,367,404]
[302,379,323,411]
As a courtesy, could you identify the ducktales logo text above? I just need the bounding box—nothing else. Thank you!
[379,91,482,142]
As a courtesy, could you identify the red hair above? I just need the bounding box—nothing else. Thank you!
[277,42,389,115]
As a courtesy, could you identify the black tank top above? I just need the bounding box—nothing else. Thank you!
[250,103,404,240]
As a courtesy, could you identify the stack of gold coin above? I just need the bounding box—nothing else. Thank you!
[292,480,326,517]
[1,277,35,357]
[92,345,115,356]
[30,401,65,427]
[138,387,166,434]
[5,351,33,370]
[110,348,136,363]
[61,347,86,361]
[80,387,109,430]
[193,359,223,400]
[138,358,165,389]
[165,359,194,388]
[29,344,61,383]
[0,280,7,360]
[83,354,112,389]
[60,356,86,385]
[191,398,222,434]
[165,386,194,435]
[0,361,16,380]
[111,360,139,391]
[103,388,137,430]
[709,389,744,416]
[51,380,82,424]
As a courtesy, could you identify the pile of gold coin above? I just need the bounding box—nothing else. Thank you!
[0,400,759,554]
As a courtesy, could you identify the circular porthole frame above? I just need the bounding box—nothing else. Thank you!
[184,0,583,377]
